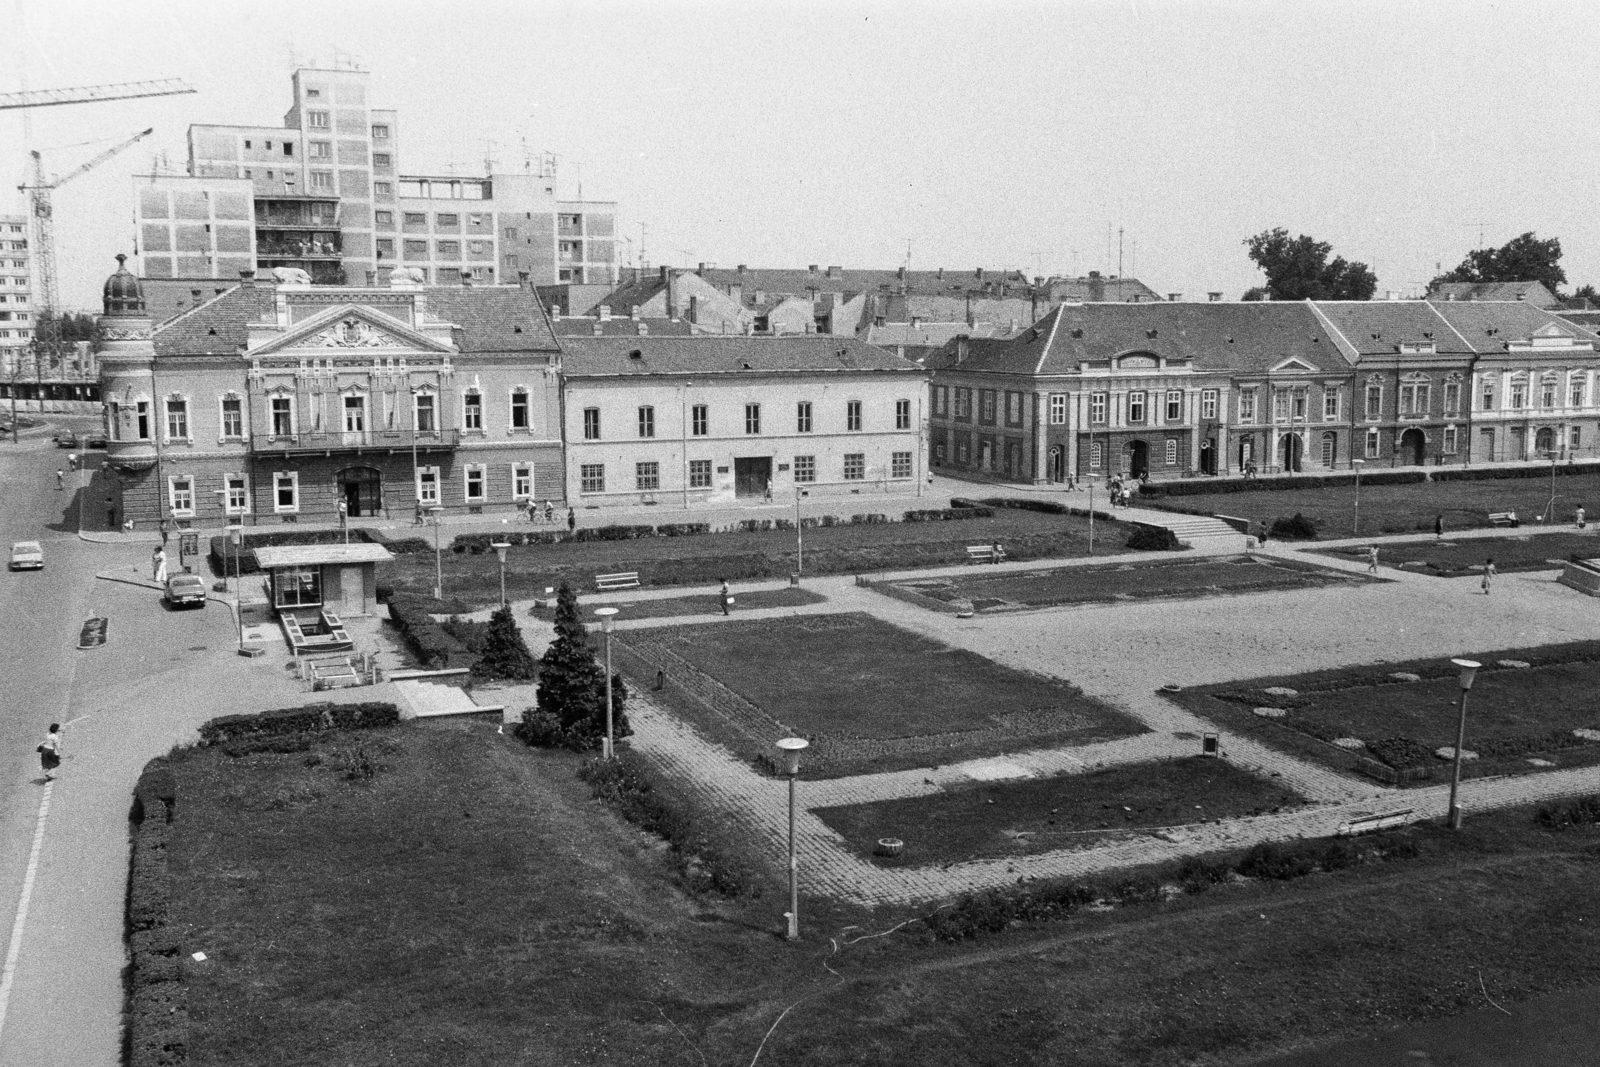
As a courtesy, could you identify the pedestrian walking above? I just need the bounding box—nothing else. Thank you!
[106,497,116,528]
[764,478,773,503]
[566,507,576,535]
[36,723,62,782]
[153,546,168,584]
[67,453,77,472]
[159,519,169,547]
[413,501,425,526]
[1482,557,1496,595]
[544,500,554,523]
[718,579,732,616]
[56,469,64,490]
[1434,513,1444,539]
[1367,545,1379,573]
[1577,506,1587,530]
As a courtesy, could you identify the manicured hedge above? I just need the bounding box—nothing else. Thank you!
[904,507,993,522]
[1432,460,1600,483]
[197,701,400,747]
[387,594,474,670]
[1126,523,1184,551]
[127,761,187,1067]
[207,527,426,576]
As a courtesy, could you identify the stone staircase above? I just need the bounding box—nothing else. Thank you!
[393,679,503,719]
[1148,515,1249,554]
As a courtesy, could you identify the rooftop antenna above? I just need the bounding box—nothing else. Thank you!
[904,238,912,275]
[1117,226,1124,301]
[1462,221,1489,249]
[481,138,499,175]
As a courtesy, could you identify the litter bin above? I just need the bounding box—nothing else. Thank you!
[790,571,800,587]
[1201,733,1220,757]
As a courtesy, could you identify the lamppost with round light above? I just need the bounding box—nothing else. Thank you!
[776,737,809,941]
[594,607,619,759]
[1351,458,1365,536]
[1447,658,1481,830]
[491,541,511,606]
[429,505,444,601]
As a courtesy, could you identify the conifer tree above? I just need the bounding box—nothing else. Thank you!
[472,604,538,681]
[522,582,631,749]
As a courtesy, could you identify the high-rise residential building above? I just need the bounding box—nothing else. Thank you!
[0,215,34,373]
[134,65,617,298]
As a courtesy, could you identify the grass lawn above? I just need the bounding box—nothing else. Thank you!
[161,720,1600,1066]
[378,506,1135,608]
[617,613,1144,778]
[534,584,827,621]
[1169,641,1600,784]
[814,757,1304,866]
[1146,470,1600,539]
[1314,531,1600,577]
[883,554,1372,613]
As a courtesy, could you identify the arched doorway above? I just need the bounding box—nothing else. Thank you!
[1321,431,1337,468]
[1127,440,1149,480]
[1535,427,1557,457]
[1281,433,1303,473]
[1399,428,1426,466]
[1048,446,1065,483]
[336,466,383,517]
[1199,439,1216,476]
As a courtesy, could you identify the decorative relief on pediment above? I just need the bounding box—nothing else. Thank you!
[103,326,152,341]
[291,318,397,349]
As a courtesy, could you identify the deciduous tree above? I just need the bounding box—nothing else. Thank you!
[1244,228,1377,301]
[1430,232,1566,294]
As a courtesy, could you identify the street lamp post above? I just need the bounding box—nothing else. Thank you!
[429,505,444,601]
[594,607,619,759]
[776,737,809,941]
[492,541,511,606]
[794,487,807,577]
[1351,458,1365,536]
[1446,658,1481,830]
[339,499,349,544]
[226,523,243,648]
[1087,480,1095,556]
[1546,449,1559,523]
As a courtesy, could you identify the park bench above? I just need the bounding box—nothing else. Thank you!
[966,544,1006,565]
[1335,808,1415,837]
[1488,511,1519,528]
[595,571,641,591]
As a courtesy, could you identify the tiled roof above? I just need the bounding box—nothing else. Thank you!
[152,284,278,357]
[141,278,244,327]
[423,286,559,352]
[592,276,666,313]
[1554,309,1600,328]
[1424,301,1600,352]
[694,266,1038,298]
[1308,301,1475,358]
[932,302,1351,377]
[1427,281,1559,307]
[552,316,692,337]
[863,321,1012,347]
[559,336,925,378]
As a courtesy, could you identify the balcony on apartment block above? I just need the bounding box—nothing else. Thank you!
[250,427,459,456]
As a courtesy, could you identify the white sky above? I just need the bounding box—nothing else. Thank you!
[5,0,1596,311]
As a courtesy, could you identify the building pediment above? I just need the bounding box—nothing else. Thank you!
[1270,357,1319,373]
[247,304,456,357]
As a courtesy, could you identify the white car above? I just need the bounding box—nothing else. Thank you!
[9,541,43,570]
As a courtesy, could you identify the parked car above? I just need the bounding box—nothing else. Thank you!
[9,541,43,570]
[53,430,77,449]
[163,572,208,609]
[84,432,108,449]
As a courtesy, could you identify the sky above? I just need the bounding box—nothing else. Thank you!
[5,0,1597,312]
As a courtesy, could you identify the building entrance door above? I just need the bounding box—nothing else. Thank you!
[339,565,365,616]
[1199,439,1216,475]
[1400,428,1427,466]
[733,457,771,498]
[1127,440,1148,479]
[1281,433,1303,473]
[1048,446,1065,482]
[337,466,383,517]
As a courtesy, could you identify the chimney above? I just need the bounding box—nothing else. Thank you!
[630,304,640,320]
[975,267,985,281]
[937,267,944,280]
[807,264,819,273]
[550,303,562,321]
[239,269,256,288]
[1207,291,1223,302]
[956,336,970,363]
[636,321,649,336]
[1168,292,1182,302]
[190,288,203,305]
[827,265,841,280]
[658,265,670,282]
[896,266,906,282]
[599,304,612,321]
[591,322,603,336]
[698,261,707,273]
[689,294,699,324]
[737,264,747,273]
[517,269,531,290]
[1088,271,1105,302]
[1516,291,1525,301]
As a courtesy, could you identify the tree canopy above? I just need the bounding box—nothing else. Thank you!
[472,604,538,682]
[519,583,629,751]
[1429,232,1567,295]
[1243,228,1377,301]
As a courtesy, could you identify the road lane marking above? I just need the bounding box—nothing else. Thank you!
[0,781,54,1043]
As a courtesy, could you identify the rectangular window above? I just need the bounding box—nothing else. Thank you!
[310,170,333,191]
[1511,381,1526,409]
[1365,384,1382,419]
[511,389,530,430]
[1273,390,1289,421]
[436,240,460,258]
[1444,381,1460,414]
[166,398,188,439]
[1572,379,1586,408]
[1006,392,1022,426]
[1292,392,1308,419]
[463,393,482,431]
[374,210,394,226]
[371,124,390,140]
[309,141,331,159]
[374,181,392,196]
[1128,391,1146,423]
[583,407,601,440]
[980,390,996,423]
[637,405,655,438]
[225,474,248,514]
[373,153,392,168]
[745,403,761,435]
[1201,389,1218,420]
[221,397,243,438]
[847,399,862,431]
[271,396,292,436]
[796,401,813,433]
[308,110,329,128]
[891,451,913,478]
[1165,390,1182,421]
[1165,439,1178,465]
[793,455,816,483]
[955,389,971,420]
[1572,426,1583,450]
[1365,428,1381,458]
[1049,393,1067,425]
[1090,441,1103,469]
[1324,390,1340,421]
[1541,379,1557,408]
[689,459,713,488]
[465,466,485,502]
[1443,426,1458,455]
[1481,381,1495,410]
[403,239,427,258]
[168,476,194,515]
[343,395,365,432]
[843,453,865,480]
[437,213,459,227]
[934,386,948,417]
[414,393,436,433]
[580,464,605,494]
[1090,392,1108,424]
[635,462,660,491]
[897,398,912,430]
[513,464,532,499]
[415,467,439,505]
[404,212,428,228]
[275,471,299,511]
[691,404,708,436]
[1400,383,1430,415]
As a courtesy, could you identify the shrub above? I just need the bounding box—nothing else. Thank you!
[197,702,399,747]
[1237,840,1318,880]
[1126,524,1183,551]
[978,497,1070,515]
[1269,512,1319,540]
[1175,856,1231,893]
[574,524,657,542]
[905,507,993,522]
[1535,794,1600,829]
[655,522,711,537]
[128,760,188,1067]
[1365,736,1435,769]
[388,594,474,669]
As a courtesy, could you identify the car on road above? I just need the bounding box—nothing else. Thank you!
[163,572,208,608]
[54,430,77,448]
[9,541,43,570]
[84,431,108,449]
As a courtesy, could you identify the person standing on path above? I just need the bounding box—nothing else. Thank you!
[1577,506,1587,530]
[152,546,168,584]
[1435,513,1444,539]
[718,579,732,616]
[1482,557,1496,595]
[566,507,576,536]
[37,723,62,782]
[1367,545,1379,573]
[56,469,64,491]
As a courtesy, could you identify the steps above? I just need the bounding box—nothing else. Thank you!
[393,679,504,719]
[1146,515,1249,553]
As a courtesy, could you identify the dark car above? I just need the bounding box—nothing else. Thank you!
[54,430,77,449]
[163,572,208,609]
[84,432,108,449]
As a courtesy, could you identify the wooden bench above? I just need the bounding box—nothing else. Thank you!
[1336,808,1415,837]
[595,571,641,591]
[1488,511,1519,527]
[966,544,1006,564]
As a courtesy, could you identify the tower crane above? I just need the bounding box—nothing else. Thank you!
[0,78,195,111]
[18,127,154,315]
